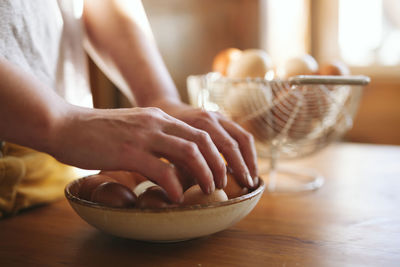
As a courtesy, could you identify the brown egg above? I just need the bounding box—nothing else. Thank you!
[100,170,147,190]
[281,54,319,78]
[212,48,242,76]
[159,158,194,191]
[225,86,274,142]
[136,186,173,209]
[90,182,137,208]
[183,185,228,206]
[224,172,248,199]
[78,174,116,201]
[239,88,313,141]
[273,89,316,138]
[303,86,330,119]
[176,170,195,192]
[319,61,350,76]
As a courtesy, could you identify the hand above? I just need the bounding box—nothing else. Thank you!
[48,105,226,203]
[150,99,259,188]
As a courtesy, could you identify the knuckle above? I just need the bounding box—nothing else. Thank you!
[195,130,211,144]
[142,112,157,121]
[200,111,214,120]
[148,106,162,113]
[223,139,239,151]
[217,159,227,172]
[146,107,164,117]
[159,166,174,181]
[242,132,254,143]
[141,108,169,126]
[182,142,199,159]
[194,111,215,126]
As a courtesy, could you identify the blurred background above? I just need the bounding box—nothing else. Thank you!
[89,0,400,145]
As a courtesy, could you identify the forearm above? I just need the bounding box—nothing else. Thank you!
[81,0,257,185]
[0,57,68,152]
[83,0,180,107]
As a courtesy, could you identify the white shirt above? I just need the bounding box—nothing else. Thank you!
[0,0,92,108]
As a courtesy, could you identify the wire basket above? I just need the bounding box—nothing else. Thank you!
[187,73,370,193]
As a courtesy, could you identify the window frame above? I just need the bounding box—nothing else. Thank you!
[310,0,400,80]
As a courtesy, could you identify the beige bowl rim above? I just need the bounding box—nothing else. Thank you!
[65,177,265,213]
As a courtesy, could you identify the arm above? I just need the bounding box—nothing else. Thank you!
[0,57,225,202]
[82,0,177,106]
[83,0,259,187]
[0,57,65,153]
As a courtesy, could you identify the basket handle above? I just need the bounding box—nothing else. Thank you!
[288,75,370,86]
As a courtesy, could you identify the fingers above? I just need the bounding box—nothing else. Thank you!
[163,121,227,189]
[122,152,183,203]
[173,164,196,191]
[218,118,259,179]
[150,133,216,194]
[160,158,195,191]
[193,118,254,189]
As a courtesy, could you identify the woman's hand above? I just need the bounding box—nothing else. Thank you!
[82,0,258,195]
[150,99,259,189]
[48,105,227,203]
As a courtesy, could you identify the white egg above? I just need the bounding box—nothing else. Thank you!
[280,54,318,78]
[183,185,228,206]
[227,49,273,79]
[133,180,157,197]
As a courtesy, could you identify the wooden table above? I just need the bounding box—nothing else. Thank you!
[1,143,399,266]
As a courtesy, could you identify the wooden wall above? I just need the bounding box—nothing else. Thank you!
[90,0,263,108]
[345,78,400,145]
[143,0,262,102]
[89,0,400,145]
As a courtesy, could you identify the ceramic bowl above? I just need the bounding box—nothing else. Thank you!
[65,177,265,242]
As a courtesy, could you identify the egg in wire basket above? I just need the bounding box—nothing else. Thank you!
[187,74,370,193]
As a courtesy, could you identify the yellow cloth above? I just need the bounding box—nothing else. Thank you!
[0,143,77,218]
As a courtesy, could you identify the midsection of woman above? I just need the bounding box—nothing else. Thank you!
[0,0,91,217]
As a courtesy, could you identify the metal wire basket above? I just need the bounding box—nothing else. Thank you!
[187,73,370,193]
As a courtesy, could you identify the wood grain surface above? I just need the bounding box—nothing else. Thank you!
[0,143,399,267]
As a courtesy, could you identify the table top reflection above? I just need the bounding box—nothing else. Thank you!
[0,142,399,266]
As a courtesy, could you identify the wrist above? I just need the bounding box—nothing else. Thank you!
[40,102,81,156]
[139,96,181,108]
[147,97,191,111]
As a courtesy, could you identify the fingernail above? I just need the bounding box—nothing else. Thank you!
[246,173,254,188]
[222,174,227,188]
[207,182,215,194]
[178,194,184,203]
[216,174,226,189]
[253,177,259,188]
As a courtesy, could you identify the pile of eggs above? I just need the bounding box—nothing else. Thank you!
[211,48,350,141]
[212,48,350,79]
[77,170,251,209]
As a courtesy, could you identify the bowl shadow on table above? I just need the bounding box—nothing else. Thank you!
[74,224,325,267]
[74,230,219,266]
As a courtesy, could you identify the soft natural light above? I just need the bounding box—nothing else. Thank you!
[339,0,400,66]
[339,0,382,65]
[73,0,84,19]
[266,0,309,69]
[378,30,400,65]
[115,0,154,40]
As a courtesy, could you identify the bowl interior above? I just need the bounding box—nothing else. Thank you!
[65,177,265,242]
